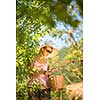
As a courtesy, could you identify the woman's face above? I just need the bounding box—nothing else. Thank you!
[41,46,53,57]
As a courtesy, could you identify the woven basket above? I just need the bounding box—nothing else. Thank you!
[50,75,64,91]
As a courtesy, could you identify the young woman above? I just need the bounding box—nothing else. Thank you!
[28,45,57,100]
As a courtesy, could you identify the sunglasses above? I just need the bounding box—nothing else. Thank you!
[43,46,53,53]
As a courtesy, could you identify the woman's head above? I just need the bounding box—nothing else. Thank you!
[39,45,58,58]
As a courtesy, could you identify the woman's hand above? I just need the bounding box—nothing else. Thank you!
[47,68,57,76]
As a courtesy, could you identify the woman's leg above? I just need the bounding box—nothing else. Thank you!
[40,88,51,100]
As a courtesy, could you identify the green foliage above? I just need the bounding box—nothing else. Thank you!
[49,39,83,99]
[16,0,83,44]
[16,0,83,99]
[16,34,40,99]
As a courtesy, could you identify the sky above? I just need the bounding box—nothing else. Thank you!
[40,22,83,50]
